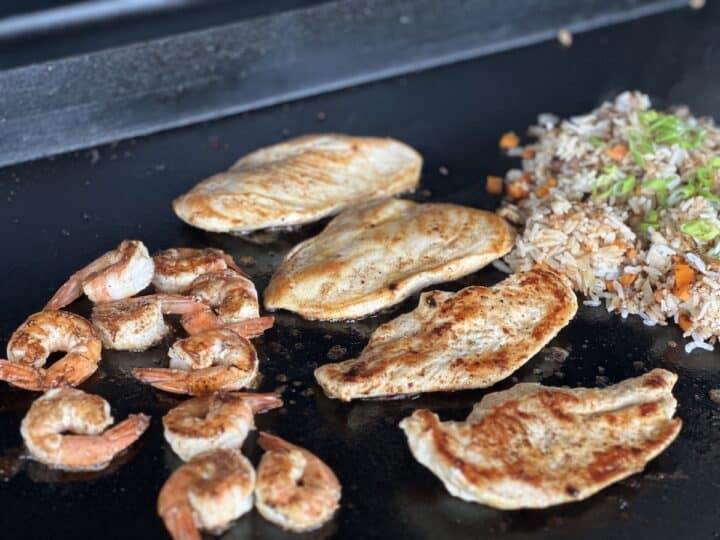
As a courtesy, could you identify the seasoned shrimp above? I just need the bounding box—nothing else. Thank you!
[188,269,259,322]
[152,248,246,294]
[91,294,212,351]
[21,387,150,471]
[158,448,255,540]
[163,392,282,461]
[0,311,102,391]
[255,433,341,532]
[45,240,154,310]
[133,328,258,395]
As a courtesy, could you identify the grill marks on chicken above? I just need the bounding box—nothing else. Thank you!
[265,199,515,320]
[315,268,577,400]
[399,369,682,509]
[173,134,422,233]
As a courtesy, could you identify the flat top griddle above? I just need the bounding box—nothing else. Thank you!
[1,5,720,540]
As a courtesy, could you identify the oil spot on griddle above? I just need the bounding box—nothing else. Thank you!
[327,344,348,361]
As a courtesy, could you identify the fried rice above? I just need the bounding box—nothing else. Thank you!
[496,91,720,353]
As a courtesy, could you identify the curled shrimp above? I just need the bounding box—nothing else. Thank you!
[21,387,150,471]
[158,448,255,540]
[187,269,259,323]
[177,268,272,337]
[0,311,102,391]
[91,294,213,351]
[255,432,341,532]
[45,240,154,310]
[132,328,258,395]
[163,392,282,461]
[152,248,246,294]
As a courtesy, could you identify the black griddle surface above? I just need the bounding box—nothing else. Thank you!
[1,6,720,540]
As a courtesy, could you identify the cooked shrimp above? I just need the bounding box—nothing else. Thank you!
[158,448,255,540]
[180,310,275,338]
[163,392,282,461]
[45,240,154,310]
[0,311,102,391]
[20,387,150,471]
[132,328,258,395]
[152,248,246,294]
[188,268,259,321]
[91,294,212,351]
[255,432,341,532]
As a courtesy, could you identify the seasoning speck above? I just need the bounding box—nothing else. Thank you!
[709,389,720,404]
[557,29,573,48]
[327,344,348,361]
[438,166,449,176]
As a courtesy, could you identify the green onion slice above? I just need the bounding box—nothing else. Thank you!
[681,219,720,242]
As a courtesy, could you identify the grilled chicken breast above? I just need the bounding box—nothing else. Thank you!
[399,369,682,509]
[173,134,422,233]
[264,199,515,320]
[314,268,577,400]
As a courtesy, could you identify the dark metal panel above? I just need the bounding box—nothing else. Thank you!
[0,0,687,168]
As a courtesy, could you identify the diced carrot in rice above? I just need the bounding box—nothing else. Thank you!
[672,264,695,301]
[605,143,628,161]
[626,248,637,258]
[522,148,536,159]
[678,313,693,332]
[619,273,637,286]
[536,185,550,198]
[486,175,503,195]
[507,182,529,199]
[546,177,558,187]
[499,131,520,150]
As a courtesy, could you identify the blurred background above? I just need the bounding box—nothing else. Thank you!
[0,1,330,68]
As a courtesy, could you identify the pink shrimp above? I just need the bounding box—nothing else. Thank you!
[45,240,154,310]
[0,310,102,391]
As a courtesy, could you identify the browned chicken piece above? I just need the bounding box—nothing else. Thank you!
[172,134,422,233]
[399,369,682,509]
[264,199,515,320]
[315,267,577,400]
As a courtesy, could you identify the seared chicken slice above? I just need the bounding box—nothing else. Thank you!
[265,199,515,320]
[173,134,421,233]
[399,369,682,509]
[315,268,576,400]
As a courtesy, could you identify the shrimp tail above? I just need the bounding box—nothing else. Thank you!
[224,316,275,338]
[44,249,119,310]
[0,360,43,391]
[160,506,201,540]
[237,392,283,413]
[44,280,83,310]
[103,414,151,452]
[133,368,190,394]
[257,432,296,452]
